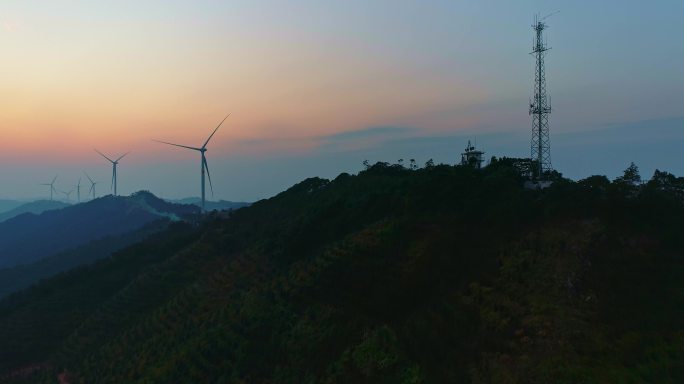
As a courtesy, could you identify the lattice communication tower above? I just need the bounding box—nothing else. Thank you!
[529,14,554,178]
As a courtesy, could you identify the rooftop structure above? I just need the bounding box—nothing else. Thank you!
[461,140,485,169]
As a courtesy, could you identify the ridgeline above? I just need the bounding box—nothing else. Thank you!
[0,160,682,383]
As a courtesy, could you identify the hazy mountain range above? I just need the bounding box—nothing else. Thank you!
[0,220,170,299]
[0,194,248,299]
[0,191,198,269]
[0,197,248,222]
[0,199,24,214]
[0,200,71,223]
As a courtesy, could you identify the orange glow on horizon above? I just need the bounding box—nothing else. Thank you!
[0,2,494,165]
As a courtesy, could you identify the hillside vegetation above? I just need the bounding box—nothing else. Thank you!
[166,197,251,212]
[0,161,682,383]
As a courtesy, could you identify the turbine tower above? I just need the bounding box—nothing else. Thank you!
[84,172,98,200]
[529,13,554,179]
[95,150,129,196]
[41,176,58,201]
[154,114,230,212]
[76,178,82,203]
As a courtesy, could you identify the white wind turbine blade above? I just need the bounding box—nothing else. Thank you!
[153,140,202,151]
[116,152,130,162]
[95,149,115,163]
[84,171,95,184]
[202,113,230,149]
[203,157,214,197]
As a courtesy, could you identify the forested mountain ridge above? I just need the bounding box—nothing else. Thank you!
[0,161,682,383]
[165,197,251,212]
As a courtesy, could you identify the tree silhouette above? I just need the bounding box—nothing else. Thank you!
[615,162,641,185]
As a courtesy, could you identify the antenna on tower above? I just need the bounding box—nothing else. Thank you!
[529,13,554,179]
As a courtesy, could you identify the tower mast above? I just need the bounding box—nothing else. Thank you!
[529,14,553,179]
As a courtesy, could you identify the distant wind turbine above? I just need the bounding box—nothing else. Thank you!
[76,178,82,203]
[60,189,74,202]
[41,175,58,201]
[154,114,230,212]
[95,150,129,196]
[84,172,98,200]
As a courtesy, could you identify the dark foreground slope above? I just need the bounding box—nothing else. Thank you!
[0,163,683,383]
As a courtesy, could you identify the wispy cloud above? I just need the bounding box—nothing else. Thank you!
[235,126,417,157]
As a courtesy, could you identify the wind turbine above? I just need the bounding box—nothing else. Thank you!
[95,150,129,196]
[76,178,82,203]
[84,172,98,200]
[60,189,74,202]
[154,114,230,212]
[41,176,58,201]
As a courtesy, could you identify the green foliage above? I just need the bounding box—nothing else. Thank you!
[0,161,683,383]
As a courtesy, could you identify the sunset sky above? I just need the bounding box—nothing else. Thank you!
[1,1,683,201]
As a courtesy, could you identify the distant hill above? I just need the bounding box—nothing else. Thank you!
[0,200,70,223]
[0,191,199,269]
[167,197,250,211]
[0,199,24,215]
[0,163,683,383]
[0,220,172,299]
